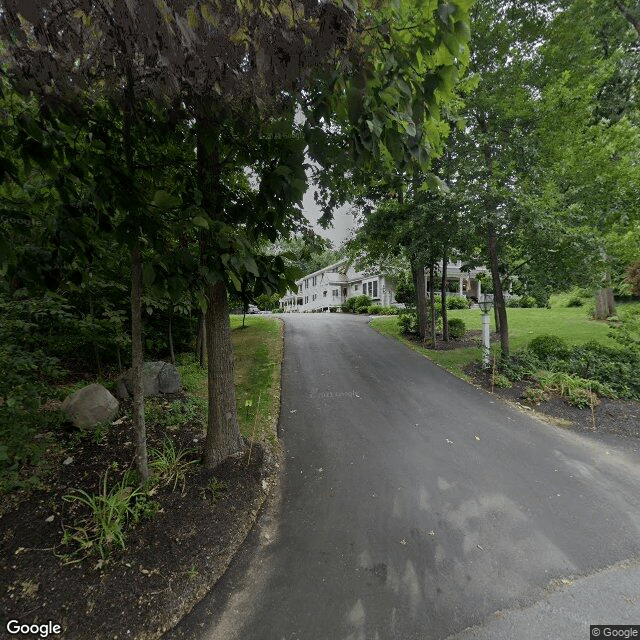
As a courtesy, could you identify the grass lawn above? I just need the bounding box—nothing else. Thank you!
[177,315,284,443]
[371,303,631,380]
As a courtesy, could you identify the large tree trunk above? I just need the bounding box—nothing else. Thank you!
[131,244,149,482]
[441,251,449,342]
[123,61,148,483]
[487,223,509,357]
[479,115,508,356]
[594,288,616,320]
[594,257,616,320]
[429,262,437,348]
[197,115,244,467]
[203,281,244,468]
[412,261,429,341]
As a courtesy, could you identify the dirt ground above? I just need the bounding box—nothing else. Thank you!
[468,363,640,440]
[0,395,278,640]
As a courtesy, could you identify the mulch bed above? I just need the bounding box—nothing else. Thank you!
[0,395,275,639]
[467,363,640,440]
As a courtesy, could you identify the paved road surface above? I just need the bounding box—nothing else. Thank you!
[165,314,640,640]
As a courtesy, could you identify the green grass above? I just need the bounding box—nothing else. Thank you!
[371,315,481,380]
[176,315,283,443]
[371,304,623,380]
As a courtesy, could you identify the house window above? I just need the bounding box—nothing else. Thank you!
[312,276,317,286]
[305,279,309,289]
[354,284,359,291]
[305,296,308,304]
[373,280,378,298]
[367,282,372,296]
[332,289,338,297]
[323,291,327,297]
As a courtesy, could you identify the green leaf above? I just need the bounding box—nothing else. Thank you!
[151,190,181,209]
[228,271,242,291]
[142,263,155,286]
[244,255,259,276]
[192,216,210,229]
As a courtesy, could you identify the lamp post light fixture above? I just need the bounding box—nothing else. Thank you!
[478,294,493,368]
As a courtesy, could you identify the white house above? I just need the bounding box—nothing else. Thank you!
[279,258,489,313]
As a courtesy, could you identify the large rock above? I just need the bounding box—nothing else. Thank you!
[61,383,120,429]
[121,361,181,397]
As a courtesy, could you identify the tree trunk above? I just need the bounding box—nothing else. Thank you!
[487,223,509,357]
[412,261,429,341]
[479,115,507,354]
[203,281,244,468]
[441,251,449,342]
[594,288,616,320]
[131,244,149,482]
[197,115,244,468]
[593,254,617,320]
[168,311,175,364]
[195,310,207,367]
[429,262,437,348]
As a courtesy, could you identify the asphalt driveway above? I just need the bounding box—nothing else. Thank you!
[166,313,640,640]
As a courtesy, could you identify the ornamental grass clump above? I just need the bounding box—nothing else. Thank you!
[62,471,147,561]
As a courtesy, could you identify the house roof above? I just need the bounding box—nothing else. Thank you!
[295,258,349,284]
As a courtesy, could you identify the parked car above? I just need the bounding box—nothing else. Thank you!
[247,304,260,314]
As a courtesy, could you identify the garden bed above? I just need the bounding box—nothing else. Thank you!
[0,394,278,639]
[467,363,640,440]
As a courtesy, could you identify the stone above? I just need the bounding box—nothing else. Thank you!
[61,384,120,429]
[115,379,129,401]
[123,361,181,397]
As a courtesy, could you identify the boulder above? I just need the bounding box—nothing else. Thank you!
[61,383,120,429]
[115,379,129,401]
[122,361,181,397]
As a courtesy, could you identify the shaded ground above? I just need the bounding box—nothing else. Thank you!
[0,394,276,640]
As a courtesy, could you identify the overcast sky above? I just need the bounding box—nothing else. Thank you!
[301,161,361,249]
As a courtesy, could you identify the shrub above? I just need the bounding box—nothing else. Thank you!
[566,341,640,400]
[499,351,544,381]
[506,296,521,308]
[342,295,373,313]
[519,295,537,308]
[398,312,418,334]
[528,334,570,361]
[492,373,512,388]
[523,386,547,404]
[567,296,584,307]
[534,371,615,408]
[446,296,469,310]
[447,318,466,339]
[367,305,383,315]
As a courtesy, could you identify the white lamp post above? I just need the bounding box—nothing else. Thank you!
[478,294,493,368]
